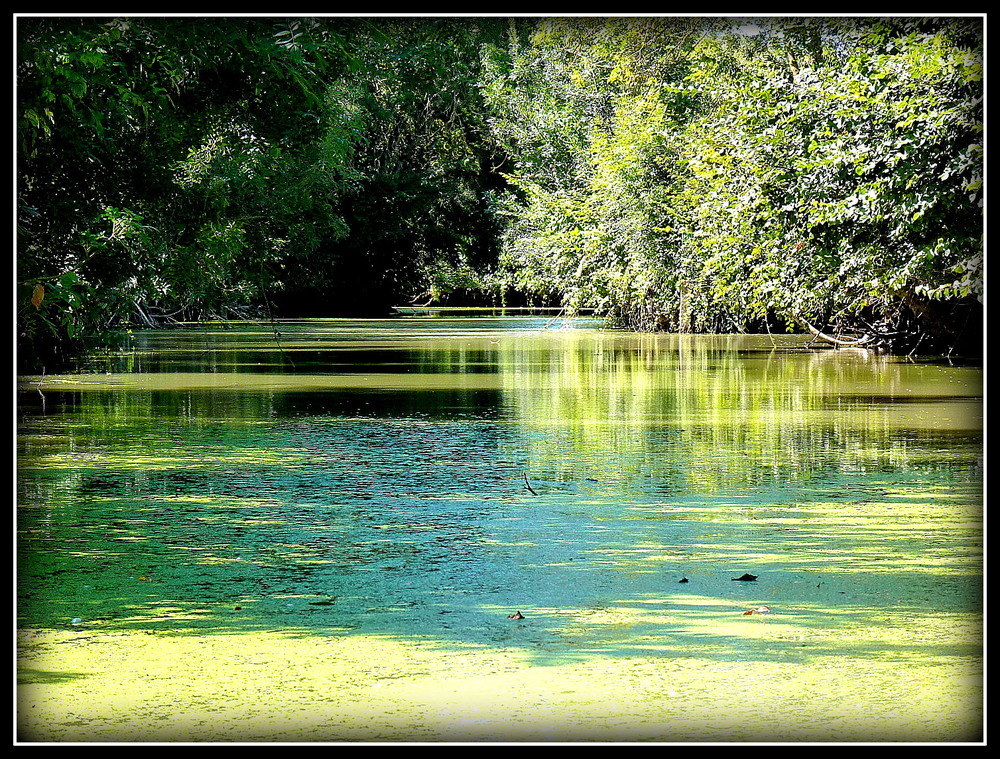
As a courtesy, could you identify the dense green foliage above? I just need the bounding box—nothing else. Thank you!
[17,16,506,370]
[484,17,983,352]
[17,16,983,371]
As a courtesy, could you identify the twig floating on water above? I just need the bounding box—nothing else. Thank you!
[523,472,538,496]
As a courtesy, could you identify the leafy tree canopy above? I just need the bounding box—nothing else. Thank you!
[16,16,983,371]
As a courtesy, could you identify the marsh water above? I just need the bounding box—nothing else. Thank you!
[16,317,984,742]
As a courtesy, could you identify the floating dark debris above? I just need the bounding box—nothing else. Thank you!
[678,577,689,583]
[507,611,525,620]
[732,573,758,582]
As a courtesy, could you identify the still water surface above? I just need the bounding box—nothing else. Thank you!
[16,317,984,742]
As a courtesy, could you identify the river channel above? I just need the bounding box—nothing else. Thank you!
[16,316,984,742]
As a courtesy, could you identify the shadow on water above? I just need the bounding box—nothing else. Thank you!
[17,319,983,675]
[17,667,91,686]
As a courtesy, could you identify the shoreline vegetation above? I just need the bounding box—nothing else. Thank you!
[17,16,984,373]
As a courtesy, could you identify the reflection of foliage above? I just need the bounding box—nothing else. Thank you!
[495,331,981,493]
[29,321,980,498]
[17,322,982,670]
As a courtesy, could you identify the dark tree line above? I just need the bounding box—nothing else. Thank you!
[16,16,983,372]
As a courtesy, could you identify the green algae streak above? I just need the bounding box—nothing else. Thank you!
[17,318,983,743]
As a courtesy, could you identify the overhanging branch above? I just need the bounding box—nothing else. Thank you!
[797,318,873,347]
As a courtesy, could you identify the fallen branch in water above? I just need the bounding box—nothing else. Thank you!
[523,472,538,496]
[798,318,873,347]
